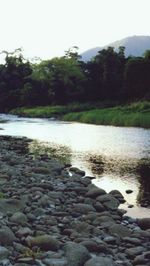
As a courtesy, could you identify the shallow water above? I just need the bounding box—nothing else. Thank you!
[0,113,150,218]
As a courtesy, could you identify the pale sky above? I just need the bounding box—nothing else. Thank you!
[0,0,150,61]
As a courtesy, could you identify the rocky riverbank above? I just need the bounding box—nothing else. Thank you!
[0,136,150,266]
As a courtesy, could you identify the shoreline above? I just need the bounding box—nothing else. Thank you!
[10,101,150,128]
[0,135,150,265]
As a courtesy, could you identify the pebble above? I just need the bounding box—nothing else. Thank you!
[0,136,149,266]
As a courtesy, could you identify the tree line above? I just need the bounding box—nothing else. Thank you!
[0,46,149,111]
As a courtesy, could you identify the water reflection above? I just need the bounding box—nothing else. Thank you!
[85,154,150,206]
[0,114,150,217]
[136,162,150,207]
[29,140,72,165]
[29,139,150,217]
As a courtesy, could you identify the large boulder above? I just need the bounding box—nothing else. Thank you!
[10,212,27,226]
[0,226,17,246]
[109,190,125,203]
[64,242,91,266]
[0,246,10,260]
[86,187,106,198]
[96,194,120,210]
[109,224,131,237]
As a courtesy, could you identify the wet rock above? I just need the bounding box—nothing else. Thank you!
[32,208,45,217]
[26,235,60,251]
[0,246,10,260]
[73,203,96,214]
[92,214,115,226]
[94,202,105,212]
[123,237,141,245]
[16,258,35,264]
[128,204,134,208]
[79,240,99,252]
[16,227,33,238]
[103,236,116,244]
[133,254,149,265]
[0,199,25,214]
[0,259,13,266]
[13,262,35,266]
[86,186,106,198]
[109,190,125,203]
[69,167,85,176]
[0,136,149,266]
[96,194,120,210]
[13,242,29,253]
[126,190,133,194]
[38,195,51,207]
[71,221,94,234]
[10,212,27,225]
[109,224,131,237]
[144,251,150,259]
[0,226,17,246]
[43,258,67,266]
[32,167,51,174]
[84,256,115,266]
[125,246,146,258]
[137,218,150,230]
[64,242,91,266]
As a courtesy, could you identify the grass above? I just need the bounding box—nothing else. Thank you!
[63,101,150,128]
[10,101,117,118]
[10,102,96,118]
[10,101,150,128]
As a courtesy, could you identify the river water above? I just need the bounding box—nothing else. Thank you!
[0,114,150,218]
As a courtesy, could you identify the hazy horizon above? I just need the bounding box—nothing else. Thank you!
[0,0,150,61]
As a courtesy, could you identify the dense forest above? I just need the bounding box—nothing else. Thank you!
[0,46,149,111]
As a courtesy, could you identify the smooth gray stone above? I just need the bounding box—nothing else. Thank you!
[85,256,115,266]
[64,242,91,266]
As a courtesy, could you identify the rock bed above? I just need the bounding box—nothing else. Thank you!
[0,135,150,266]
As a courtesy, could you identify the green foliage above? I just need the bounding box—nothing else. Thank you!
[0,48,32,110]
[11,102,96,117]
[0,46,150,116]
[19,247,42,260]
[11,101,150,128]
[63,102,150,128]
[124,57,150,100]
[0,192,5,199]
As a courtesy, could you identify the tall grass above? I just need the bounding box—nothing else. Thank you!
[63,102,150,128]
[11,101,150,128]
[11,102,96,118]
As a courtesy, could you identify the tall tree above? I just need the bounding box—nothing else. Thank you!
[0,49,32,110]
[124,57,149,100]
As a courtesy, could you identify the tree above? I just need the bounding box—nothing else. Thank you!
[35,55,85,104]
[86,46,126,101]
[0,49,32,110]
[124,57,149,100]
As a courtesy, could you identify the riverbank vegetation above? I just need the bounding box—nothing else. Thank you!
[11,101,150,128]
[0,47,149,127]
[11,101,118,117]
[63,101,150,128]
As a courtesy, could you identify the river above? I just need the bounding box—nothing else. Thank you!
[0,113,150,218]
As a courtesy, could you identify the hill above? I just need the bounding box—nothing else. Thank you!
[81,35,150,61]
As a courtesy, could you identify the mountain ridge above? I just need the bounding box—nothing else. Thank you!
[81,35,150,61]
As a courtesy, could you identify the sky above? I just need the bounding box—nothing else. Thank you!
[0,0,150,61]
